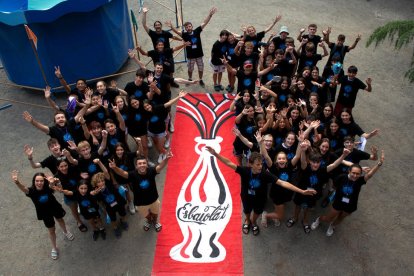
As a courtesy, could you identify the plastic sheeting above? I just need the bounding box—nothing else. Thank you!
[0,0,133,89]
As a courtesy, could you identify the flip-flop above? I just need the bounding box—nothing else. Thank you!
[242,223,250,235]
[51,249,59,260]
[252,225,260,236]
[303,224,311,234]
[143,221,151,232]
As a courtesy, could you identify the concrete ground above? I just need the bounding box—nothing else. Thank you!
[0,0,413,275]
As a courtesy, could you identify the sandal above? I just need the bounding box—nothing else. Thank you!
[143,220,151,232]
[51,248,59,260]
[303,224,311,234]
[154,222,162,232]
[242,223,250,235]
[252,225,260,236]
[286,218,296,228]
[78,223,88,232]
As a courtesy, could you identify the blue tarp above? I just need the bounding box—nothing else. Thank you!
[0,0,133,89]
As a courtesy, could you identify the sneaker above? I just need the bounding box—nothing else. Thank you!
[114,227,122,238]
[93,230,99,241]
[261,211,268,228]
[311,217,320,230]
[326,224,335,237]
[168,122,175,133]
[186,78,192,87]
[148,160,156,167]
[157,153,166,163]
[214,85,221,91]
[219,85,224,91]
[164,138,171,149]
[273,219,281,227]
[100,229,106,240]
[128,202,136,215]
[171,82,179,88]
[225,85,234,92]
[120,221,129,231]
[63,231,74,241]
[147,137,153,148]
[199,80,205,87]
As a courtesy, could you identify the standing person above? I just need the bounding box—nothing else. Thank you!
[166,7,217,87]
[205,148,316,236]
[269,25,291,51]
[286,141,350,234]
[109,152,173,232]
[225,33,240,92]
[311,151,385,236]
[334,66,372,116]
[124,69,150,102]
[141,7,182,49]
[11,171,74,260]
[297,24,322,54]
[210,30,230,91]
[322,27,361,65]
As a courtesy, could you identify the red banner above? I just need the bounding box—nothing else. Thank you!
[152,93,243,275]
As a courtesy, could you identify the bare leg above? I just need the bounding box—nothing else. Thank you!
[56,218,68,233]
[332,211,350,226]
[48,226,58,250]
[69,202,83,225]
[213,73,218,85]
[217,72,223,85]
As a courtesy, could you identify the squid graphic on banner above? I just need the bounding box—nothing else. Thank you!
[170,94,234,263]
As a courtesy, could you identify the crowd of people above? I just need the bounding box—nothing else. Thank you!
[11,6,385,261]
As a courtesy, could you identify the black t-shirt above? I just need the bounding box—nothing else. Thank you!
[271,36,291,51]
[238,52,259,71]
[48,118,78,149]
[182,26,204,59]
[226,40,240,67]
[243,31,265,52]
[211,40,228,65]
[73,189,100,216]
[148,104,169,134]
[40,155,67,175]
[339,121,364,138]
[126,106,150,137]
[85,106,108,126]
[112,152,136,185]
[333,174,366,211]
[124,81,149,101]
[127,167,159,205]
[335,148,370,174]
[274,143,297,162]
[297,53,322,73]
[107,128,128,155]
[148,29,173,49]
[77,153,103,178]
[327,43,350,64]
[148,48,175,74]
[26,185,61,220]
[236,70,258,94]
[55,165,80,199]
[235,166,277,201]
[298,166,328,194]
[301,34,322,54]
[95,180,126,210]
[146,70,174,104]
[269,160,294,198]
[337,76,366,107]
[100,89,120,106]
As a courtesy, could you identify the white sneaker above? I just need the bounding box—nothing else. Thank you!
[326,224,335,236]
[311,217,320,230]
[63,231,74,241]
[164,138,171,149]
[273,219,281,227]
[157,153,166,163]
[128,202,136,215]
[147,137,153,148]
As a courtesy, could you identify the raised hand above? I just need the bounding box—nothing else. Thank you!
[23,144,33,157]
[44,86,52,98]
[22,111,33,123]
[142,7,149,13]
[54,66,63,78]
[11,170,19,182]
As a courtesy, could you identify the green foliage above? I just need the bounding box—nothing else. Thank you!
[366,20,414,82]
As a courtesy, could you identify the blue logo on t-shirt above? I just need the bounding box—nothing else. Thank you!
[110,137,119,146]
[63,132,73,142]
[120,164,128,171]
[275,137,282,145]
[330,139,337,148]
[245,126,254,135]
[279,172,289,181]
[88,163,97,174]
[249,178,261,188]
[221,45,227,54]
[135,90,143,98]
[150,115,159,123]
[139,180,150,189]
[81,199,91,207]
[279,94,286,103]
[340,128,348,136]
[309,174,319,187]
[104,194,115,204]
[342,185,354,195]
[229,48,235,55]
[191,37,198,44]
[287,152,294,160]
[69,179,77,187]
[135,114,142,122]
[267,73,273,81]
[343,85,352,97]
[97,112,104,119]
[38,194,49,203]
[243,78,252,87]
[305,60,313,67]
